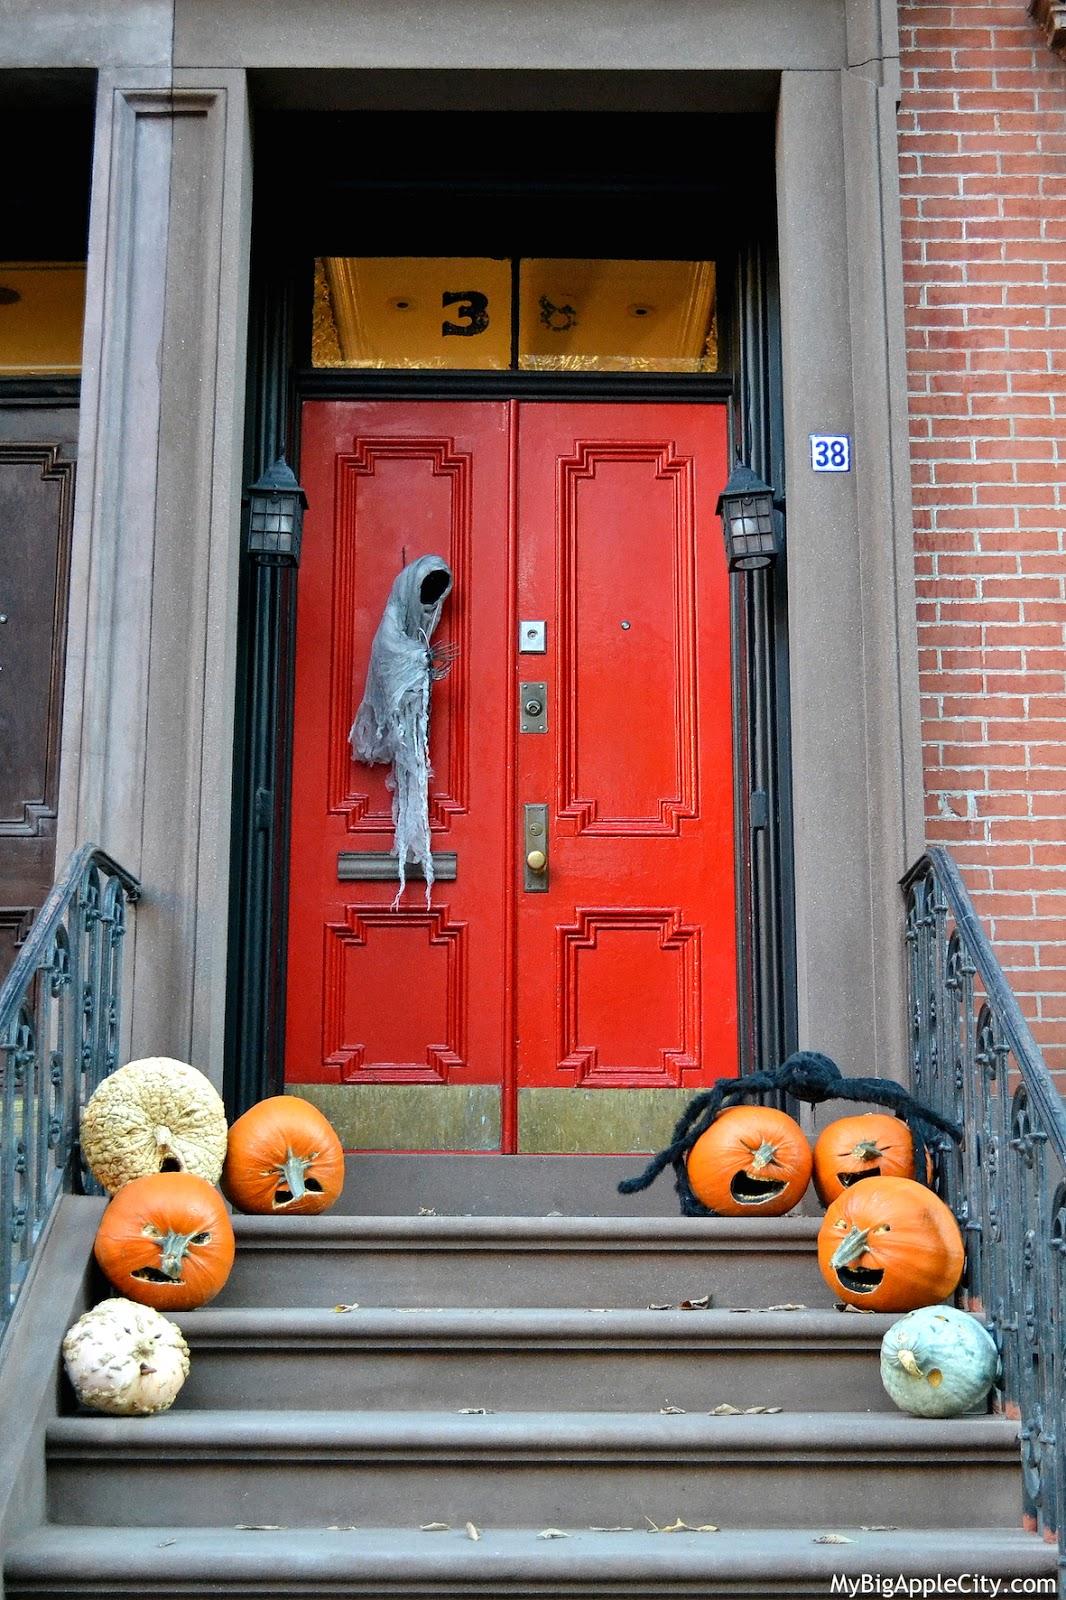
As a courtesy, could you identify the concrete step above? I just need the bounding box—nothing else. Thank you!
[336,1153,707,1217]
[7,1524,1054,1599]
[170,1306,896,1413]
[47,1410,1022,1531]
[217,1215,828,1309]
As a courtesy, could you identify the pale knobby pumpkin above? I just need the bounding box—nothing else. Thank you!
[82,1057,228,1194]
[62,1297,190,1415]
[880,1303,999,1418]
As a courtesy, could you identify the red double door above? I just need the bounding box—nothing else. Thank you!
[285,400,737,1153]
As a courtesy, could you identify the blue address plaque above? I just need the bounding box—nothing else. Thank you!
[810,433,852,473]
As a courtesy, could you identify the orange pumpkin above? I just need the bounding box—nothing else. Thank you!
[94,1173,235,1311]
[221,1095,345,1215]
[813,1114,923,1206]
[817,1175,964,1312]
[686,1105,812,1216]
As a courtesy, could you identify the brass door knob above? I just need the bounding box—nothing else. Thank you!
[526,849,547,873]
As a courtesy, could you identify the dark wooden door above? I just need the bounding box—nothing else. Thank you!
[0,403,77,979]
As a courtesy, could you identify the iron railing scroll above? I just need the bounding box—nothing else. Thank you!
[903,846,1066,1589]
[0,846,140,1346]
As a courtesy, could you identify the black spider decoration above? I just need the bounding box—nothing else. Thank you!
[617,1050,963,1217]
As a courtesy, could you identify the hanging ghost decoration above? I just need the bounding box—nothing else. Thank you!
[350,555,455,906]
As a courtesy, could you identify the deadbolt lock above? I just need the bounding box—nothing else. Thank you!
[520,682,547,734]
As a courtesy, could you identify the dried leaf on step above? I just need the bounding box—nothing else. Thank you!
[326,1525,357,1531]
[235,1524,285,1531]
[420,1523,450,1532]
[710,1403,743,1415]
[458,1407,492,1414]
[590,1526,635,1532]
[813,1533,854,1544]
[418,1206,437,1215]
[332,1303,360,1313]
[766,1303,807,1312]
[538,1529,571,1539]
[742,1405,783,1414]
[649,1293,712,1310]
[465,1522,481,1541]
[649,1517,719,1534]
[837,1302,875,1314]
[860,1525,898,1532]
[660,1405,686,1414]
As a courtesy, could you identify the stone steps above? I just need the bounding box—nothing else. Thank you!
[6,1523,1056,1599]
[46,1409,1022,1531]
[217,1215,828,1309]
[3,1169,1051,1599]
[171,1306,896,1412]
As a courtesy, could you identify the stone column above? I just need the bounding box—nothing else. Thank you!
[776,65,923,1080]
[57,71,252,1086]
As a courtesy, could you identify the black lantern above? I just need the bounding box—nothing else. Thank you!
[716,461,780,572]
[245,457,308,566]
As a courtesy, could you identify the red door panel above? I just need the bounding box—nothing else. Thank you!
[514,404,736,1093]
[286,402,512,1095]
[285,399,737,1149]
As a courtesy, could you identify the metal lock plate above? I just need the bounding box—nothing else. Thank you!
[519,619,547,654]
[520,681,547,733]
[524,803,549,892]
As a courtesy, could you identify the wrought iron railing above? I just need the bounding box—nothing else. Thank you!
[0,846,140,1346]
[904,847,1066,1584]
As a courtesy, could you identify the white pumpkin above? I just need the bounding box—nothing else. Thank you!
[880,1303,1000,1418]
[81,1057,228,1194]
[62,1297,190,1415]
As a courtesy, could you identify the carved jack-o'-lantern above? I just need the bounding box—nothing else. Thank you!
[685,1105,812,1217]
[94,1173,235,1312]
[222,1095,345,1215]
[812,1113,925,1206]
[817,1175,964,1313]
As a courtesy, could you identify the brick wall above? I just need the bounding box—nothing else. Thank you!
[898,1,1066,1079]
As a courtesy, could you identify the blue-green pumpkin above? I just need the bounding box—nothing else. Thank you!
[880,1304,999,1418]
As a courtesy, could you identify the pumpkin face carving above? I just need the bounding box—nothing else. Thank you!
[686,1105,812,1216]
[94,1173,235,1312]
[813,1113,922,1206]
[817,1176,964,1313]
[222,1095,345,1215]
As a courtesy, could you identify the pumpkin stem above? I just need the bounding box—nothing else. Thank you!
[279,1150,311,1202]
[750,1141,778,1172]
[897,1348,923,1378]
[829,1225,871,1271]
[158,1229,194,1281]
[852,1140,886,1162]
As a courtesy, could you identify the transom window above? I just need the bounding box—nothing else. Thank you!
[312,257,718,373]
